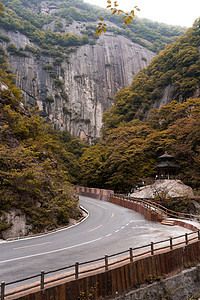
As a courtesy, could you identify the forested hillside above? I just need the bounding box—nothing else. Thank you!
[0,47,86,236]
[102,18,200,132]
[80,98,200,193]
[79,20,200,193]
[0,0,186,53]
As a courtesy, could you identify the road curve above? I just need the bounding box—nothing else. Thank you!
[0,196,191,287]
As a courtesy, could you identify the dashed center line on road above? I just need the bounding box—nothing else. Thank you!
[89,225,103,232]
[13,242,51,250]
[111,221,133,235]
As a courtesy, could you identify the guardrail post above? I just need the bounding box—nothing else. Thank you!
[185,233,188,245]
[41,270,44,290]
[75,262,79,279]
[170,237,173,250]
[198,230,200,240]
[151,242,154,255]
[1,281,5,300]
[129,247,133,263]
[105,255,108,271]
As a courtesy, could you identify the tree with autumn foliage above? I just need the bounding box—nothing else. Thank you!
[80,98,200,194]
[96,0,140,35]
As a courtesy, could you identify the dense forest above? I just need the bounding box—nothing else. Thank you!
[80,98,200,193]
[79,19,200,194]
[0,46,87,233]
[0,0,186,57]
[102,18,200,131]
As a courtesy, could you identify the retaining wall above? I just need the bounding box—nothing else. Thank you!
[12,241,200,300]
[75,186,114,202]
[110,196,164,223]
[115,264,200,300]
[8,189,200,300]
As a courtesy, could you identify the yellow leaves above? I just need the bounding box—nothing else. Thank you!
[111,8,117,15]
[96,0,140,35]
[117,9,123,15]
[131,10,135,17]
[95,28,102,36]
[134,5,140,11]
[103,26,107,33]
[95,17,107,36]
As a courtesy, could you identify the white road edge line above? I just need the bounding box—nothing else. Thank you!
[0,237,102,264]
[1,205,89,244]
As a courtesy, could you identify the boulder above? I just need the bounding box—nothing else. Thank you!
[1,209,32,240]
[131,180,194,199]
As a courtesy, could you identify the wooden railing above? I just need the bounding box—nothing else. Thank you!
[1,229,200,299]
[1,193,200,299]
[114,194,200,221]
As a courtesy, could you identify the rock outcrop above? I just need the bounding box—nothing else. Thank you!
[131,180,194,199]
[0,209,32,240]
[0,25,156,142]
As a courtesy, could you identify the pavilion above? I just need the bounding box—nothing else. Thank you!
[154,152,179,180]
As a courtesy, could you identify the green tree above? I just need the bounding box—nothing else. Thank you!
[80,99,200,193]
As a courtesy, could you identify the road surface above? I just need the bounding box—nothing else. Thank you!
[0,196,192,288]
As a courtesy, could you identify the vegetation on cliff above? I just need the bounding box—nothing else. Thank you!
[0,49,86,234]
[0,0,186,56]
[102,18,200,132]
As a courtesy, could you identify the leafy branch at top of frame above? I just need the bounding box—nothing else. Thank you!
[95,0,140,36]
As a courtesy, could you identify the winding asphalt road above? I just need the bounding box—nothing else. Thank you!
[0,196,191,289]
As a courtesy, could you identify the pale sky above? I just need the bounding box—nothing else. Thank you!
[83,0,200,28]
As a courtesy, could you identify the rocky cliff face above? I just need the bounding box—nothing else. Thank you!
[0,24,156,141]
[0,209,32,240]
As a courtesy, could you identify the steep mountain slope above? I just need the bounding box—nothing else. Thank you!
[0,0,186,141]
[80,98,200,193]
[102,18,200,132]
[0,48,86,239]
